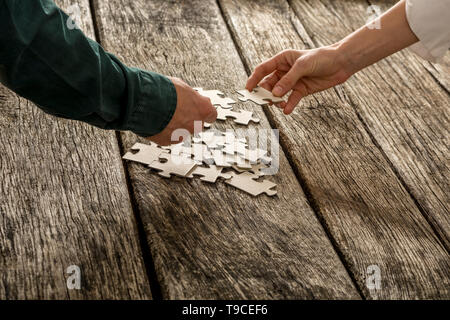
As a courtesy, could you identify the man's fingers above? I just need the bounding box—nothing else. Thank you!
[195,95,218,124]
[246,56,279,90]
[272,58,308,97]
[283,90,303,114]
[204,107,217,123]
[148,133,171,146]
[203,104,218,123]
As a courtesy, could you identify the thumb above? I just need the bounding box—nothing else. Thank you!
[272,58,308,97]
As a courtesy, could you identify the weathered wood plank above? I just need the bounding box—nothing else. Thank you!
[289,0,449,250]
[0,0,151,299]
[92,0,360,299]
[219,0,449,299]
[424,57,450,94]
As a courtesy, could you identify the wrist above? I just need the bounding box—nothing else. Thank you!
[332,0,417,79]
[333,39,361,78]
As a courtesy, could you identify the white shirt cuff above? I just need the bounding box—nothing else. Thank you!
[406,0,450,63]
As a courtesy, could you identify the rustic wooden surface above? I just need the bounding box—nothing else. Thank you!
[0,0,448,300]
[0,0,151,299]
[219,0,449,299]
[290,0,449,252]
[425,57,450,93]
[92,0,361,299]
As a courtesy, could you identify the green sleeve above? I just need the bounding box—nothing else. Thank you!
[0,0,177,137]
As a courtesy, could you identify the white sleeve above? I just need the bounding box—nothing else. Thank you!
[406,0,450,62]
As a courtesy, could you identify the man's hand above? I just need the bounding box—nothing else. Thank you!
[148,77,217,146]
[246,47,352,115]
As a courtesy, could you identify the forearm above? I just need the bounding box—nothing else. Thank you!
[0,0,176,137]
[336,0,419,75]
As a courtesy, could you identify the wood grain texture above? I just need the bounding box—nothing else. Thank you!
[0,0,151,299]
[424,56,450,94]
[289,0,450,250]
[93,0,360,299]
[219,0,449,299]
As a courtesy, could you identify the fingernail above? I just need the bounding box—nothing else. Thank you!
[273,86,283,96]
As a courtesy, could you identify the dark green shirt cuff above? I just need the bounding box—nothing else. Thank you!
[126,70,177,137]
[0,0,177,138]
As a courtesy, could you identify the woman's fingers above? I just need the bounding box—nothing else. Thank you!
[247,49,302,90]
[245,54,283,90]
[259,70,284,91]
[272,58,309,97]
[262,71,287,108]
[283,89,304,114]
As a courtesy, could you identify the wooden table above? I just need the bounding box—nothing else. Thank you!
[0,0,448,299]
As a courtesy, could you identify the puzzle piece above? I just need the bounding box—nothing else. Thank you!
[149,153,196,178]
[194,88,236,109]
[237,147,271,164]
[223,140,248,155]
[162,142,192,156]
[210,149,252,169]
[232,162,269,177]
[163,142,215,165]
[123,142,167,165]
[191,143,215,165]
[194,131,246,149]
[216,107,260,125]
[225,171,277,196]
[237,86,285,105]
[187,165,232,183]
[193,131,220,148]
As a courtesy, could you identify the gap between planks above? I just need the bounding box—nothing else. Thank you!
[94,0,360,299]
[287,0,449,252]
[215,0,365,298]
[89,0,163,299]
[218,0,449,299]
[281,0,448,251]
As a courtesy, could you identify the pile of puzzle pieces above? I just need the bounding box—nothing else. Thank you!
[123,86,284,197]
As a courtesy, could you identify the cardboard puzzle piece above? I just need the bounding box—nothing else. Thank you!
[163,142,214,165]
[194,88,236,109]
[187,165,232,183]
[149,153,196,178]
[237,147,271,164]
[162,143,192,156]
[237,86,285,105]
[210,149,252,169]
[123,142,167,165]
[232,162,269,177]
[192,143,215,165]
[225,171,277,196]
[194,131,246,149]
[216,107,260,125]
[193,131,220,148]
[223,140,248,155]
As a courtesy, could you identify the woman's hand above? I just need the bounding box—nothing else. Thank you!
[246,46,351,114]
[246,1,418,115]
